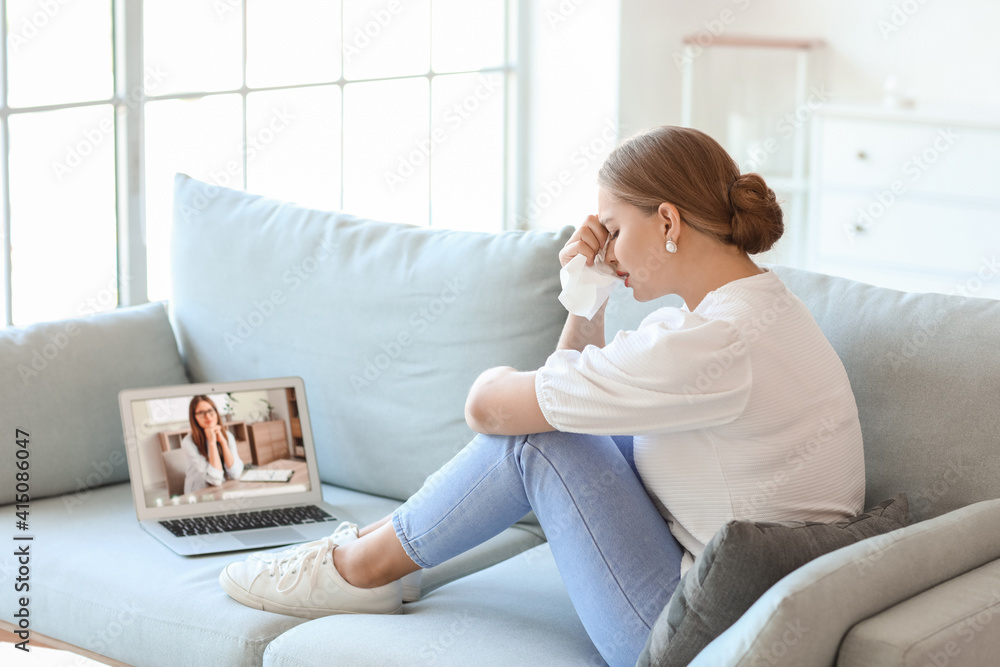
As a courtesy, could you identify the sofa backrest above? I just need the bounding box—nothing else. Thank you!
[605,266,1000,524]
[0,301,190,504]
[170,174,575,502]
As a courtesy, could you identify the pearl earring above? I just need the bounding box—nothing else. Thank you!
[665,238,677,254]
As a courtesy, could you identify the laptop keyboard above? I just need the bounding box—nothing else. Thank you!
[159,505,337,537]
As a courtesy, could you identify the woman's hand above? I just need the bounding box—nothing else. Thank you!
[208,426,234,468]
[558,214,610,269]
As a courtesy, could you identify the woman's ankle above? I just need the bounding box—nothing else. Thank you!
[332,542,376,588]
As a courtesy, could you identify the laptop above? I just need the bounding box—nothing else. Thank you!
[119,376,346,556]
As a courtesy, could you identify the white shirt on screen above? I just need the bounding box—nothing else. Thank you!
[180,430,245,495]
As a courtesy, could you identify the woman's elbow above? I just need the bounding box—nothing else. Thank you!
[464,388,486,432]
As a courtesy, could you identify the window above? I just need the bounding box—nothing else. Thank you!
[0,0,515,327]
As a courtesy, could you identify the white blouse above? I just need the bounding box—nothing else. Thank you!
[179,431,245,495]
[535,269,866,575]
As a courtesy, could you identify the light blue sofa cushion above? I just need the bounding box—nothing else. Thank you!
[0,480,542,666]
[837,557,1000,666]
[0,301,189,503]
[171,174,575,501]
[690,498,1000,666]
[767,266,1000,522]
[261,543,605,667]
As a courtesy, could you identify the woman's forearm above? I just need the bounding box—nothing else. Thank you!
[556,308,606,352]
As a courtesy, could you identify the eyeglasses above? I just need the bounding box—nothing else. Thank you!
[194,408,217,418]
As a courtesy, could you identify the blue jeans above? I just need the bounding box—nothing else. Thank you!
[391,431,684,667]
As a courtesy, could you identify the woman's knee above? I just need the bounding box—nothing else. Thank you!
[519,431,633,478]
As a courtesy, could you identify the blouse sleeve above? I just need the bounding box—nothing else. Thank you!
[534,308,753,436]
[180,434,209,494]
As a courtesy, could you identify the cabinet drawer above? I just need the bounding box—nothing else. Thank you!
[268,420,285,440]
[817,117,1000,202]
[814,192,1000,274]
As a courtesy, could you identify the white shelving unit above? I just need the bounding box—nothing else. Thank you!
[805,103,1000,300]
[679,35,825,267]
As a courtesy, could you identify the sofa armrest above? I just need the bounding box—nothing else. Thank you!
[837,557,1000,666]
[688,498,1000,666]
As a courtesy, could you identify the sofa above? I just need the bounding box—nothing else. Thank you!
[2,173,999,666]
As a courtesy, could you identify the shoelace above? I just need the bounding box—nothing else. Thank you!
[252,521,358,563]
[269,535,339,593]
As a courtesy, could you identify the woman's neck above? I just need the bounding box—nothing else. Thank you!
[679,252,763,311]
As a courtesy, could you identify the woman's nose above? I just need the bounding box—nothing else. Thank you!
[604,242,616,266]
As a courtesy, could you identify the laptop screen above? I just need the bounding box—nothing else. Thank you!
[127,382,313,510]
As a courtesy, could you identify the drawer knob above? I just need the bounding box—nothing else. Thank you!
[856,150,868,160]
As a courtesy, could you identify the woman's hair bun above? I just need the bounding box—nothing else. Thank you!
[729,173,784,255]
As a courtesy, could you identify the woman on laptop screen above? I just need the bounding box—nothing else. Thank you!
[181,395,245,495]
[219,126,865,667]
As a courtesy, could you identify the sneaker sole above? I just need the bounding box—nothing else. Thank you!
[219,568,403,619]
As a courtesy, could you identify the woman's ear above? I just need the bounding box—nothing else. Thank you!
[656,201,683,242]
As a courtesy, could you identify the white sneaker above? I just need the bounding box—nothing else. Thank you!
[246,521,359,563]
[401,569,422,602]
[219,527,402,618]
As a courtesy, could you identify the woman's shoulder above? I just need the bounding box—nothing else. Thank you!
[636,305,731,335]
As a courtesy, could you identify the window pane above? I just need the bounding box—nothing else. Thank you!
[431,0,505,73]
[144,0,242,96]
[247,0,342,88]
[145,95,243,303]
[8,106,117,326]
[430,73,504,230]
[343,78,429,224]
[246,86,342,210]
[343,0,430,80]
[6,0,112,107]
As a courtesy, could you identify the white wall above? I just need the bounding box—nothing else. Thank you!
[619,0,1000,130]
[522,0,621,231]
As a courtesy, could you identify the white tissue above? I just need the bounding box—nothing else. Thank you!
[557,251,625,320]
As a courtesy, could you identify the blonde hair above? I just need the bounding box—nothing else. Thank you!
[597,126,783,255]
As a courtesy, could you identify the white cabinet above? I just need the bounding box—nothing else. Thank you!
[806,105,1000,300]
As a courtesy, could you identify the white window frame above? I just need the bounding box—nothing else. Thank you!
[0,0,531,324]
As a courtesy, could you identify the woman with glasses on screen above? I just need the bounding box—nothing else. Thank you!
[218,126,865,667]
[180,395,244,495]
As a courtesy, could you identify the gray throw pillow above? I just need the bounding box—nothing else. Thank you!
[638,494,910,667]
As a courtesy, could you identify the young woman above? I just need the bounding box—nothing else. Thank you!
[180,395,244,494]
[219,126,865,666]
